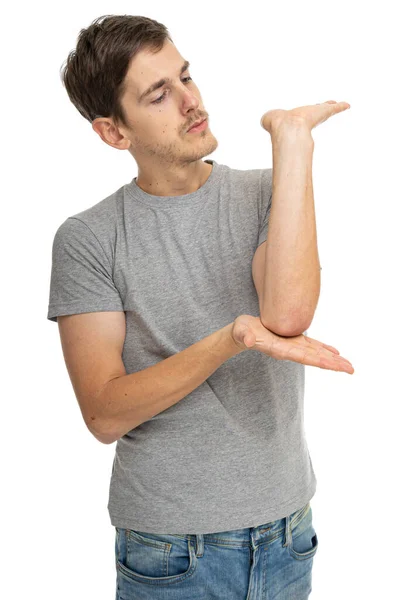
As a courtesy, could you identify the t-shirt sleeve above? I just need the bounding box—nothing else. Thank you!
[257,167,273,247]
[47,217,124,323]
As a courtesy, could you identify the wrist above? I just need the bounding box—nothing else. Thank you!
[221,323,246,356]
[271,119,314,147]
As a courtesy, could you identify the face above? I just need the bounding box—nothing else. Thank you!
[116,40,218,165]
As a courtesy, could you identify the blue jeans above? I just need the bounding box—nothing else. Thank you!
[114,500,318,599]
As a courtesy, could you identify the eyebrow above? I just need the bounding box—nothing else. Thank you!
[138,60,190,103]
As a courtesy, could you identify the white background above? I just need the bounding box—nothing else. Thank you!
[1,1,399,598]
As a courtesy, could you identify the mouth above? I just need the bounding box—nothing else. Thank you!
[187,118,208,133]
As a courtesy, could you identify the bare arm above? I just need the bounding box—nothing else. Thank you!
[261,124,321,335]
[58,311,244,445]
[94,323,243,443]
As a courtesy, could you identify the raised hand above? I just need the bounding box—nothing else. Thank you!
[231,314,354,374]
[260,100,351,137]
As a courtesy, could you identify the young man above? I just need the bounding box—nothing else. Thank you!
[47,14,353,599]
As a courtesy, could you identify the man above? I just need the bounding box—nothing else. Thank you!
[47,14,353,599]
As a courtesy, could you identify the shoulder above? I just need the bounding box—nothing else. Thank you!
[67,184,125,232]
[223,162,272,190]
[52,184,128,257]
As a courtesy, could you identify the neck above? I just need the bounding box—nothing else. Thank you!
[135,159,212,197]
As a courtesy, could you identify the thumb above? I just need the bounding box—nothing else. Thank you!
[242,328,257,349]
[232,316,258,350]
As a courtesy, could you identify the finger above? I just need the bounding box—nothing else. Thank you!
[319,354,354,374]
[323,344,340,354]
[285,344,354,373]
[257,336,354,373]
[318,345,353,366]
[338,101,351,111]
[316,354,354,373]
[302,336,351,364]
[317,100,351,112]
[303,335,340,355]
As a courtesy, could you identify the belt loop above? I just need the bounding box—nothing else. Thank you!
[283,514,292,547]
[195,534,204,557]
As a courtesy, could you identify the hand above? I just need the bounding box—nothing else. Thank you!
[231,314,354,374]
[260,100,351,137]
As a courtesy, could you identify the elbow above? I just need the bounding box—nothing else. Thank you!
[86,416,117,445]
[279,322,312,337]
[83,383,120,444]
[260,313,313,338]
[92,428,117,445]
[96,431,117,445]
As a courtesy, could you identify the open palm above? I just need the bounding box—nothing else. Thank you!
[232,314,354,374]
[260,100,351,136]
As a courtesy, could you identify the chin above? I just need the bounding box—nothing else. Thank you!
[201,134,218,152]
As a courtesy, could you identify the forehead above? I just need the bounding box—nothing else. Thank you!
[124,41,187,99]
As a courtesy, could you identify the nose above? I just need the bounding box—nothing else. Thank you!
[182,88,200,111]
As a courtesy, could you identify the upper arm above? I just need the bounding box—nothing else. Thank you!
[57,311,127,442]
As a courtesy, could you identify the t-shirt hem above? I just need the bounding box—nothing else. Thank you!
[108,477,317,535]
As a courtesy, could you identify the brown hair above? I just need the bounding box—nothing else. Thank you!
[60,14,173,127]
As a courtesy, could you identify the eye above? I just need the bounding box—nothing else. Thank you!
[152,77,193,104]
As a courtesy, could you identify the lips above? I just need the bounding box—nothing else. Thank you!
[188,118,206,132]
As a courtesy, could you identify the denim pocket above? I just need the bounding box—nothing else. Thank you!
[115,528,198,585]
[288,504,319,561]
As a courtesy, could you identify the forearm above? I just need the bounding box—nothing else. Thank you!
[94,323,243,444]
[261,124,321,335]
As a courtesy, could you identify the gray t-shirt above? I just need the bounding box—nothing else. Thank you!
[47,158,316,534]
